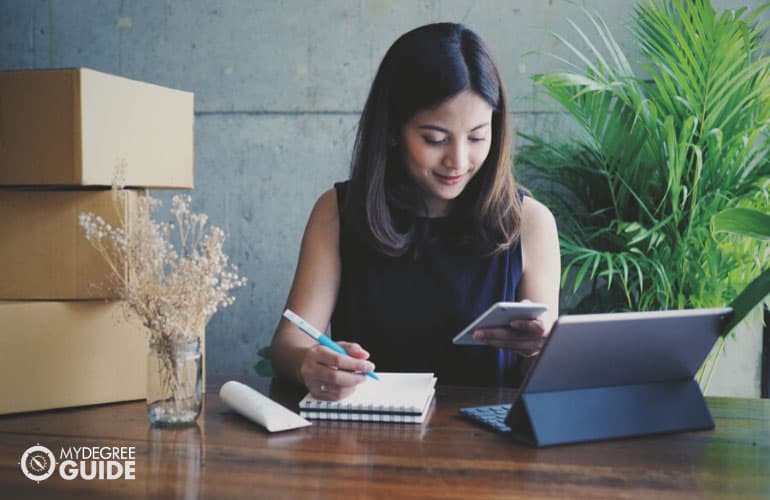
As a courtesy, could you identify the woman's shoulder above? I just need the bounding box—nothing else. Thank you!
[303,188,341,255]
[312,187,339,221]
[308,181,350,214]
[521,195,556,226]
[519,196,558,260]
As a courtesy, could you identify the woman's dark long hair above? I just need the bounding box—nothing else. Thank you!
[345,22,523,257]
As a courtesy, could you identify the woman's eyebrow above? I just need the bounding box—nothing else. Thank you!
[417,123,490,133]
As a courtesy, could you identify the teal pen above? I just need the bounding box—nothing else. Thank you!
[283,309,379,380]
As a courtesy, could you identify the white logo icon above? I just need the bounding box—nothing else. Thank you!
[20,445,57,483]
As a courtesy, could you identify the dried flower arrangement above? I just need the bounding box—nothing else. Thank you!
[78,171,246,424]
[79,186,247,343]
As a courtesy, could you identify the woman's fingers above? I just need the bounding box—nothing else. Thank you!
[473,326,542,343]
[472,318,548,356]
[311,379,359,400]
[336,341,370,359]
[300,344,373,400]
[313,344,375,373]
[308,368,367,400]
[508,318,547,335]
[478,335,544,355]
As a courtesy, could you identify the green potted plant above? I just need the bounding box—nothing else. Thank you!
[515,0,770,385]
[516,0,769,314]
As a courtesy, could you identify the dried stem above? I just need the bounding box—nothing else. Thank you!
[79,168,247,402]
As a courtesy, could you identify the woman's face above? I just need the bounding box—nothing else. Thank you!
[400,90,494,217]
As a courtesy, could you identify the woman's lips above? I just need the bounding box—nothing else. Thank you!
[434,172,465,185]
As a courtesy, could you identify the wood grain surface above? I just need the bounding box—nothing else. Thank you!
[1,376,768,499]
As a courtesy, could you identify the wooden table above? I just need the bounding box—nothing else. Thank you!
[1,376,769,499]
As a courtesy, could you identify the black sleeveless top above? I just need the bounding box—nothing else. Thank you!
[330,181,526,387]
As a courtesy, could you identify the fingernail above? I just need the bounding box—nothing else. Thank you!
[364,363,375,372]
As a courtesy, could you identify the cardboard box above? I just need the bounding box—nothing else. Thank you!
[0,189,140,300]
[0,301,148,414]
[0,68,194,188]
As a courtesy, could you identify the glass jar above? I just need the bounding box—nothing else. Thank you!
[147,337,202,427]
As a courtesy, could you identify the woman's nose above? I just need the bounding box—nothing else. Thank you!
[442,141,467,170]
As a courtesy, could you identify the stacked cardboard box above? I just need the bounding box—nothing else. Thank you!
[0,68,196,414]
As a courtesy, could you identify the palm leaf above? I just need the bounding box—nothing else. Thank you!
[516,0,770,317]
[713,208,770,239]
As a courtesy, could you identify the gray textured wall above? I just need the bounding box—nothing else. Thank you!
[1,0,766,381]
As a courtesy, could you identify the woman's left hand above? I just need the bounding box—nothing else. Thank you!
[472,318,549,357]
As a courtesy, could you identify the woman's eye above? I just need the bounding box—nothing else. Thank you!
[422,137,447,146]
[469,137,487,143]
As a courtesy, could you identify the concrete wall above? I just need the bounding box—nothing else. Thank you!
[706,312,764,398]
[1,0,766,394]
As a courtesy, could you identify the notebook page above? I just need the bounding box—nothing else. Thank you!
[299,372,436,412]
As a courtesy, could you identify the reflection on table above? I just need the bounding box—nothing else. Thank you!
[0,375,768,499]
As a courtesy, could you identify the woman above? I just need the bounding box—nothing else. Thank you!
[271,23,560,400]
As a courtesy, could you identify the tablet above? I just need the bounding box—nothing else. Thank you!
[459,307,733,446]
[452,302,548,346]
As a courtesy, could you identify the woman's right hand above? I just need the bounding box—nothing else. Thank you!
[299,341,375,400]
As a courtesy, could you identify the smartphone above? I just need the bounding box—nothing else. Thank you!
[452,302,548,346]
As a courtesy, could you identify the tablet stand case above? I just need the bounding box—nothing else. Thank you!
[506,378,713,447]
[463,308,732,447]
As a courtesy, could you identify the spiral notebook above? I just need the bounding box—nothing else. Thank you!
[298,372,436,423]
